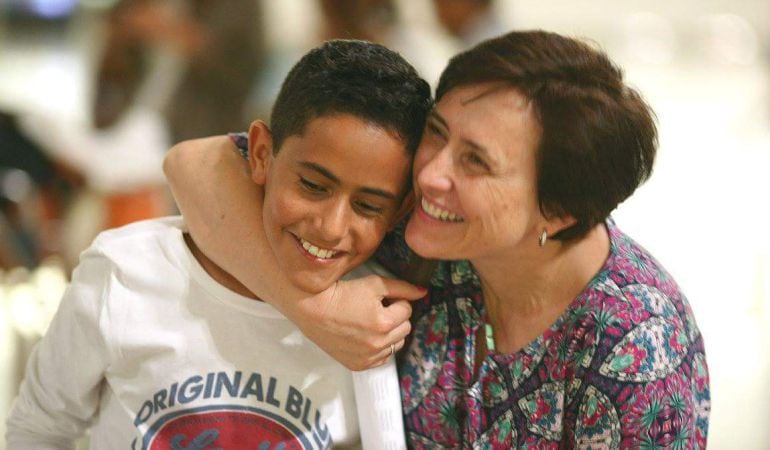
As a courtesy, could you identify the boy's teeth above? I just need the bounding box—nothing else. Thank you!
[300,238,337,259]
[421,198,462,222]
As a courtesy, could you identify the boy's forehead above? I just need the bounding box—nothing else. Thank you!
[286,113,408,151]
[275,114,412,194]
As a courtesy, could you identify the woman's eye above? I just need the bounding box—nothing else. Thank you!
[426,122,445,139]
[300,177,325,193]
[464,153,489,170]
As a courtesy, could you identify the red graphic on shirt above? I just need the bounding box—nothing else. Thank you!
[148,410,305,449]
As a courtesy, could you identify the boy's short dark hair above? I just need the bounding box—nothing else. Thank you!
[269,39,432,154]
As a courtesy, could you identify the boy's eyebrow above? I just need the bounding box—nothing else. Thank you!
[300,161,340,183]
[299,161,399,200]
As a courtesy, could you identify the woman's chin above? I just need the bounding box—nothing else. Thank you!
[405,221,444,260]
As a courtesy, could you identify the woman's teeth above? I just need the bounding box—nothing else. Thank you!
[421,198,463,222]
[300,238,338,259]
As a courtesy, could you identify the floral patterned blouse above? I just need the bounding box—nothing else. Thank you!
[375,219,710,449]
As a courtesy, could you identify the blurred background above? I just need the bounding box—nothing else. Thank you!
[0,0,768,448]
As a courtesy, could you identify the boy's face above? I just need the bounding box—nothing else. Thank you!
[249,114,411,294]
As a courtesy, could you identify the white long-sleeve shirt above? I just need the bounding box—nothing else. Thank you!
[6,217,362,449]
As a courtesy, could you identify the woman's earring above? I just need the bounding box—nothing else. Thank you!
[539,229,548,247]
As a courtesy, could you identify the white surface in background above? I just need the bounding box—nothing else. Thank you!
[0,35,89,120]
[615,64,770,449]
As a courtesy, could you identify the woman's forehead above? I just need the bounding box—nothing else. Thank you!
[433,85,542,167]
[440,83,529,108]
[436,86,539,137]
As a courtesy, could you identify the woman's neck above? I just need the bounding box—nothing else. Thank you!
[473,224,610,354]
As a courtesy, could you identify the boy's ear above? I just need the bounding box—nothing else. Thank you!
[390,189,415,230]
[247,120,273,185]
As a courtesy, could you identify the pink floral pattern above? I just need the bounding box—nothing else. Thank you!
[376,219,710,449]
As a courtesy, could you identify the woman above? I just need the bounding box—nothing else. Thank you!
[165,31,709,448]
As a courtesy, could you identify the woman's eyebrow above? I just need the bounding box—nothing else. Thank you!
[429,111,449,131]
[431,111,493,161]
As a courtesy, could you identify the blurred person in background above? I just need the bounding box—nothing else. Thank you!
[94,0,265,141]
[245,0,447,120]
[432,0,506,49]
[16,0,265,269]
[165,30,710,447]
[315,0,446,85]
[159,0,265,142]
[0,112,82,269]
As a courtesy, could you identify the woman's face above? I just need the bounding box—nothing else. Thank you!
[405,84,546,262]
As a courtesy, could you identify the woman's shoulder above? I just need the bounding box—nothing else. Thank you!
[566,220,706,383]
[553,222,710,449]
[598,220,697,325]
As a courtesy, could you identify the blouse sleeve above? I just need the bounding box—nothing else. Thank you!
[228,131,249,160]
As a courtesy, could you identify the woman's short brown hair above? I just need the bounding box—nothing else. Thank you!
[437,30,657,240]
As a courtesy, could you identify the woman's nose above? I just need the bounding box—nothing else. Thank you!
[416,146,453,194]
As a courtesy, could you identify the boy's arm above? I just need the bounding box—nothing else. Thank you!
[6,248,113,448]
[163,137,424,371]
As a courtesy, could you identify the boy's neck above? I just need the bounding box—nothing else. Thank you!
[183,233,261,301]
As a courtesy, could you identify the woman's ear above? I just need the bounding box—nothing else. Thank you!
[247,120,273,186]
[543,209,577,238]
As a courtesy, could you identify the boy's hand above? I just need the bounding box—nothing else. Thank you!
[283,276,426,371]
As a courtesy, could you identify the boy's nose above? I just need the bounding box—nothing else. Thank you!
[317,199,350,243]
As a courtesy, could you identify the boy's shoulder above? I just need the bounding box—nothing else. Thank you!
[88,216,186,266]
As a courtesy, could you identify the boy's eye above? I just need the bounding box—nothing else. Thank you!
[355,200,385,216]
[299,177,326,193]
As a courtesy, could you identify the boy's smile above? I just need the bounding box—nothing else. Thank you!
[249,114,411,294]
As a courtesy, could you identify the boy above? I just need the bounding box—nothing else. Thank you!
[6,40,431,449]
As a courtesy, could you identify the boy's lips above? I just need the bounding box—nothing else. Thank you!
[290,233,344,261]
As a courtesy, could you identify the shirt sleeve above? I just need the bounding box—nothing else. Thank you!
[5,245,115,449]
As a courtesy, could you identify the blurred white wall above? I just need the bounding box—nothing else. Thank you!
[1,1,768,448]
